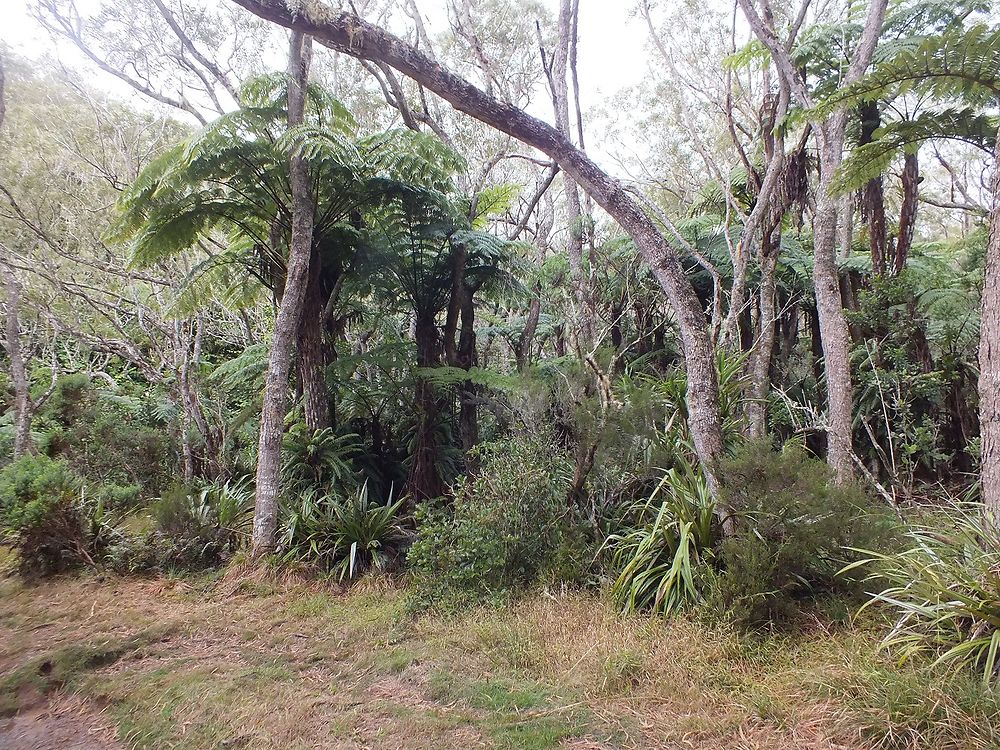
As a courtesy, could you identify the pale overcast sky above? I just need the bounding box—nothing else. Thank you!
[0,0,651,111]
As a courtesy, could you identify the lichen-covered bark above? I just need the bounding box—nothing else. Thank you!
[252,31,315,556]
[979,124,1000,518]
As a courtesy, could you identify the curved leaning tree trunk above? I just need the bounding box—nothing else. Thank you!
[252,30,316,556]
[979,122,1000,519]
[227,0,727,493]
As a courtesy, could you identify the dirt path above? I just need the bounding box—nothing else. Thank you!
[0,694,123,750]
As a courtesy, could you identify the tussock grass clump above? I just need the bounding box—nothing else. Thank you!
[850,502,1000,683]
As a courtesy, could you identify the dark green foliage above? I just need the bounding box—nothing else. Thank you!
[278,482,409,580]
[848,264,980,483]
[711,442,899,627]
[608,457,718,616]
[281,426,361,496]
[851,503,1000,682]
[109,479,255,573]
[0,454,81,525]
[0,454,92,577]
[407,432,585,610]
[34,375,173,499]
[0,455,123,578]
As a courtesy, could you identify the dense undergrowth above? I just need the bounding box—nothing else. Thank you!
[2,371,999,747]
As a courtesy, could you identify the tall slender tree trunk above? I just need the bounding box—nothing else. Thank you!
[3,266,34,457]
[747,247,779,439]
[551,0,592,346]
[978,124,1000,518]
[298,251,331,432]
[893,152,919,274]
[516,293,540,372]
[252,31,315,557]
[859,102,889,276]
[457,293,479,455]
[814,118,856,481]
[737,0,888,483]
[408,311,445,502]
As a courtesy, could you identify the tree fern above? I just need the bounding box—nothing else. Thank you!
[813,23,1000,116]
[833,107,996,193]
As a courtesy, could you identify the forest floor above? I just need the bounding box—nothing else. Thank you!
[0,563,983,750]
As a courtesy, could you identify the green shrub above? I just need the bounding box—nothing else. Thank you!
[278,482,408,580]
[853,503,1000,682]
[34,375,173,497]
[0,454,94,577]
[607,456,718,616]
[710,441,899,627]
[92,482,143,510]
[407,432,584,610]
[0,454,80,523]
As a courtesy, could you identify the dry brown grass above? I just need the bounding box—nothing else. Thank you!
[1,574,993,749]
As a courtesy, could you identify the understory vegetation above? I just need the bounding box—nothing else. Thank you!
[2,0,1000,747]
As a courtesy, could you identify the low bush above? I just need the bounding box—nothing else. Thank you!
[603,441,899,628]
[100,478,254,574]
[278,482,409,580]
[407,432,586,610]
[710,441,899,627]
[35,375,173,497]
[607,456,718,616]
[0,454,94,577]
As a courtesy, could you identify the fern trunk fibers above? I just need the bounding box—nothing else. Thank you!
[252,31,315,557]
[457,294,479,455]
[443,242,479,455]
[814,118,856,483]
[228,0,728,507]
[893,152,919,275]
[3,265,34,458]
[298,253,331,432]
[978,124,1000,519]
[859,102,889,276]
[409,311,445,502]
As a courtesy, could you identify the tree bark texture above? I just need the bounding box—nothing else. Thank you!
[894,151,919,274]
[978,123,1000,518]
[228,0,727,489]
[747,245,779,439]
[814,118,857,481]
[549,0,592,345]
[252,31,316,556]
[738,0,889,482]
[408,310,446,502]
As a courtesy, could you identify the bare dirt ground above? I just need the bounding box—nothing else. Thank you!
[1,693,124,750]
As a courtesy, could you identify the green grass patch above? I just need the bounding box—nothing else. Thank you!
[488,713,584,750]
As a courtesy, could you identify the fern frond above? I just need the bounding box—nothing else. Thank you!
[832,108,996,193]
[813,23,1000,115]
